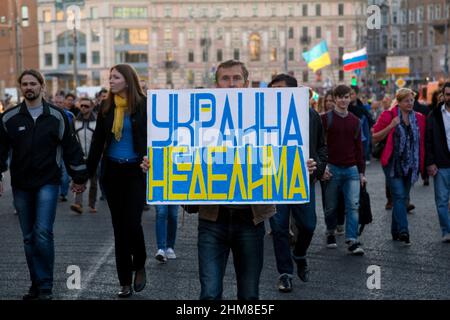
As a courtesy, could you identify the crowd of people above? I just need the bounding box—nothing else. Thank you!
[0,61,449,301]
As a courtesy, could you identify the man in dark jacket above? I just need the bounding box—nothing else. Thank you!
[0,69,87,300]
[425,82,450,243]
[268,73,327,293]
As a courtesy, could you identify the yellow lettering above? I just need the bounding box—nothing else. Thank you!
[247,145,266,200]
[288,148,307,199]
[189,149,207,200]
[267,145,288,199]
[228,149,247,200]
[207,147,228,200]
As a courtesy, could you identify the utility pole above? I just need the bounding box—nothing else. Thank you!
[72,24,79,91]
[14,0,22,100]
[444,0,449,77]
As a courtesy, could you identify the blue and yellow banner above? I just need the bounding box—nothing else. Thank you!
[147,88,310,204]
[302,40,332,72]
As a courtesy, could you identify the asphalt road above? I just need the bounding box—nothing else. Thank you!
[0,160,449,300]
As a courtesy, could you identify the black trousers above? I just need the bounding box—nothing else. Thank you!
[102,159,147,286]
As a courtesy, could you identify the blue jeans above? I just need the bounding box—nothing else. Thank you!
[13,184,59,290]
[324,165,360,241]
[271,187,316,275]
[198,208,265,300]
[383,163,412,236]
[59,163,70,197]
[433,168,450,236]
[155,205,179,250]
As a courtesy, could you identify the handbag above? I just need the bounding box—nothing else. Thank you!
[358,185,373,235]
[371,138,386,159]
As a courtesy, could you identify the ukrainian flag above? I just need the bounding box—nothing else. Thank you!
[302,41,332,72]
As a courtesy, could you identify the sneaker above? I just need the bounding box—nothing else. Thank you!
[70,204,83,214]
[399,232,411,246]
[59,195,67,202]
[155,249,167,263]
[326,234,337,248]
[442,234,450,243]
[336,225,345,235]
[37,289,53,300]
[392,233,400,241]
[296,259,310,282]
[385,201,393,210]
[406,204,415,213]
[88,207,97,213]
[165,248,177,259]
[347,241,365,255]
[22,285,39,300]
[277,274,292,293]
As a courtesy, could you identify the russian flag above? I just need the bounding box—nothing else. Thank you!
[343,48,368,72]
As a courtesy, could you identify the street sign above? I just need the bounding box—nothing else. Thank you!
[395,78,406,88]
[386,56,410,75]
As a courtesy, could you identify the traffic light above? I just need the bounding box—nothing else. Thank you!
[380,79,388,86]
[351,76,357,86]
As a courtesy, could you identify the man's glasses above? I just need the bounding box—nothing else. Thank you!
[80,104,91,109]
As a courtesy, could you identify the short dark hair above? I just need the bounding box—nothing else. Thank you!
[215,60,249,82]
[443,82,450,93]
[79,97,93,106]
[268,74,298,88]
[18,69,45,85]
[333,85,352,98]
[65,93,76,100]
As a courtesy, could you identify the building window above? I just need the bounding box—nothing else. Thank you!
[202,49,208,62]
[44,31,52,44]
[115,29,148,45]
[316,26,321,38]
[392,34,398,49]
[288,6,294,16]
[338,26,344,38]
[249,34,261,61]
[44,53,52,66]
[91,7,98,19]
[92,51,100,64]
[91,29,100,42]
[270,48,277,61]
[164,28,172,42]
[271,7,276,17]
[302,26,308,38]
[316,4,321,16]
[409,9,415,23]
[409,32,415,48]
[233,48,240,60]
[113,7,147,19]
[428,5,434,21]
[417,31,423,47]
[56,10,64,21]
[165,7,172,17]
[80,53,87,64]
[216,28,223,40]
[252,4,258,17]
[302,4,308,16]
[271,28,277,39]
[233,8,238,17]
[187,70,194,85]
[115,51,148,64]
[435,4,441,19]
[188,29,194,40]
[416,6,423,22]
[58,53,65,65]
[288,48,294,61]
[302,70,308,82]
[428,29,434,46]
[233,29,240,40]
[288,27,294,39]
[21,6,29,27]
[401,33,407,48]
[338,3,344,16]
[217,49,223,62]
[392,10,398,24]
[43,10,51,22]
[0,16,5,24]
[201,7,208,17]
[188,50,194,62]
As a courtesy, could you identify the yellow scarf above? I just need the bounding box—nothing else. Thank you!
[112,95,128,141]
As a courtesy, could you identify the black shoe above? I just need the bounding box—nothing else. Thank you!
[296,259,310,282]
[59,195,67,202]
[399,232,411,246]
[407,204,415,212]
[37,289,53,300]
[22,285,39,300]
[392,233,400,241]
[118,285,132,298]
[133,268,146,292]
[326,234,337,248]
[278,274,292,293]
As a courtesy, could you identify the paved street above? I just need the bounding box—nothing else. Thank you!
[0,161,449,300]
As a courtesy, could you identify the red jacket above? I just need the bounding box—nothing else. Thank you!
[372,106,426,174]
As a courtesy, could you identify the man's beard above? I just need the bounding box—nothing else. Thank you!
[24,90,39,101]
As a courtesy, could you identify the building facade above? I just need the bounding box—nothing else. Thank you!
[37,0,368,93]
[0,0,38,96]
[368,0,450,86]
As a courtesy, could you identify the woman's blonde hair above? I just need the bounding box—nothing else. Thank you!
[395,88,415,103]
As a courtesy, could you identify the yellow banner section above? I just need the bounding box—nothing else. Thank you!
[387,67,410,75]
[148,145,307,202]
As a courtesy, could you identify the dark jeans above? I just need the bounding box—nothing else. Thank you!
[271,187,316,276]
[320,181,345,225]
[13,184,59,290]
[198,207,265,300]
[102,159,147,286]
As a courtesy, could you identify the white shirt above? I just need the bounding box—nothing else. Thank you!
[441,104,450,152]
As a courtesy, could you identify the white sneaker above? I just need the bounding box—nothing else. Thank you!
[155,249,167,263]
[442,234,450,243]
[165,248,177,259]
